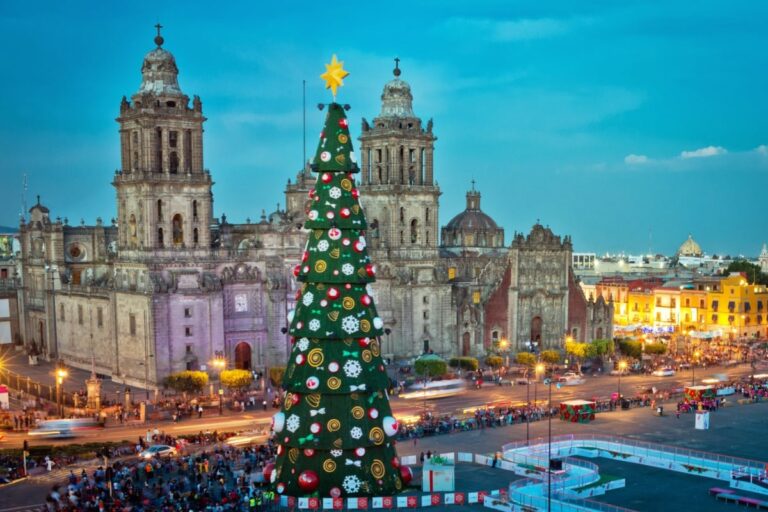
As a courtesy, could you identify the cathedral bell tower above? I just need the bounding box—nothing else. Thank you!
[113,26,212,253]
[358,59,440,257]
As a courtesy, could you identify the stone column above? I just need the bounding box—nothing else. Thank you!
[86,375,101,411]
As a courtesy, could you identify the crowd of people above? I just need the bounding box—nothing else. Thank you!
[43,439,277,511]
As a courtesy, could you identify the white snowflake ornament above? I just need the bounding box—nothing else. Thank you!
[350,427,363,440]
[317,240,329,252]
[341,263,355,276]
[329,187,342,199]
[343,360,363,378]
[341,315,359,334]
[309,319,321,332]
[297,338,310,351]
[342,475,361,494]
[286,414,300,433]
[302,292,314,306]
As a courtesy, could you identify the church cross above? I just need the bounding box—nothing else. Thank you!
[471,179,476,191]
[155,23,163,37]
[394,57,400,69]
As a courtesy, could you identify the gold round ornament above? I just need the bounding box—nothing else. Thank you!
[351,406,365,420]
[323,459,337,473]
[360,319,371,333]
[395,477,402,490]
[314,260,327,273]
[361,350,372,363]
[369,427,385,445]
[327,377,341,390]
[370,340,380,357]
[340,178,353,191]
[342,297,355,310]
[327,418,341,432]
[370,459,386,479]
[307,348,324,367]
[338,134,349,144]
[306,394,322,408]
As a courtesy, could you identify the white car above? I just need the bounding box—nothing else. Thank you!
[226,431,270,447]
[609,369,629,376]
[140,445,177,459]
[652,367,676,377]
[559,372,585,385]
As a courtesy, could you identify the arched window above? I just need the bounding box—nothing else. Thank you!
[157,227,164,247]
[157,199,163,221]
[410,219,418,244]
[425,208,430,223]
[172,214,184,246]
[193,228,199,245]
[400,231,404,244]
[192,200,198,220]
[399,146,405,184]
[426,230,430,246]
[133,151,139,170]
[399,207,405,224]
[377,166,382,183]
[170,152,179,174]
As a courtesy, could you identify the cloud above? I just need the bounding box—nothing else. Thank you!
[680,145,727,159]
[441,17,577,43]
[755,144,768,155]
[624,154,648,165]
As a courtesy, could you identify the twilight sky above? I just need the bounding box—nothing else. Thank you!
[1,1,766,256]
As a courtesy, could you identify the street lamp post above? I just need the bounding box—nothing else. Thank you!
[56,364,67,418]
[691,350,700,386]
[545,365,553,512]
[617,360,628,403]
[209,351,227,415]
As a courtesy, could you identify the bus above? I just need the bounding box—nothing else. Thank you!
[29,418,102,438]
[400,379,467,400]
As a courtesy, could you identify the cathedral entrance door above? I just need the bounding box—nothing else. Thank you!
[530,316,543,345]
[234,342,252,370]
[462,332,470,356]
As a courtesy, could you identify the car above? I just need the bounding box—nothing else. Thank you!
[557,372,585,385]
[652,367,675,377]
[515,378,533,385]
[140,445,177,459]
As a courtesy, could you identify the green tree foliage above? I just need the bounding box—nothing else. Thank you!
[448,357,479,371]
[162,371,208,394]
[220,369,254,391]
[415,358,448,377]
[540,350,561,364]
[269,366,286,387]
[485,355,503,368]
[617,339,642,359]
[724,260,768,285]
[515,352,537,367]
[591,339,615,357]
[565,340,590,360]
[643,342,668,355]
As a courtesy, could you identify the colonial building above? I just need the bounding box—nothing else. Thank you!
[16,33,611,389]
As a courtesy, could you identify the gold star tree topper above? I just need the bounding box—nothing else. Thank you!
[320,54,349,98]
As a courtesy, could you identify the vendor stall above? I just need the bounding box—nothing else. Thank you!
[559,400,597,423]
[684,385,716,403]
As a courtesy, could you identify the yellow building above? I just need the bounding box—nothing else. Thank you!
[679,288,707,332]
[626,281,658,327]
[706,273,768,339]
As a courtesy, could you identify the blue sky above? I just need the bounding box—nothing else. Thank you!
[1,1,766,255]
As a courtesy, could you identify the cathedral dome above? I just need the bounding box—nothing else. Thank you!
[677,234,702,257]
[136,30,183,97]
[379,60,415,118]
[441,185,504,249]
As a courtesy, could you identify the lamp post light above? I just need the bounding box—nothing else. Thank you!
[56,365,67,418]
[499,339,509,367]
[543,363,554,512]
[691,350,700,386]
[617,360,628,402]
[210,352,226,415]
[532,363,545,443]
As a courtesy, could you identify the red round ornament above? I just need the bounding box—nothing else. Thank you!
[338,118,348,128]
[327,287,340,299]
[355,447,366,457]
[310,422,322,434]
[263,462,275,482]
[293,265,301,277]
[330,487,342,498]
[353,241,365,253]
[365,264,375,277]
[291,393,301,405]
[302,251,309,262]
[295,354,306,365]
[400,466,413,485]
[391,457,400,468]
[303,448,315,457]
[276,482,286,494]
[368,408,379,419]
[308,188,316,198]
[360,295,372,306]
[321,173,332,183]
[351,188,359,199]
[340,208,351,218]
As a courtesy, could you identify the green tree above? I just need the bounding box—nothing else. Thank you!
[269,366,286,387]
[163,371,208,394]
[485,355,503,368]
[415,356,448,377]
[515,352,537,367]
[723,260,768,285]
[617,339,642,359]
[448,357,479,371]
[565,340,589,361]
[273,98,403,497]
[644,342,668,355]
[220,369,254,391]
[591,339,615,358]
[540,350,561,364]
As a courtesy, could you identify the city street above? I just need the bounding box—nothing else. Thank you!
[1,362,758,449]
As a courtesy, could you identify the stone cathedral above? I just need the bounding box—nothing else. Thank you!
[16,33,611,389]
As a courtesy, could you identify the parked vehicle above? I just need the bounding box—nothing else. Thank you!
[652,367,676,377]
[139,445,177,459]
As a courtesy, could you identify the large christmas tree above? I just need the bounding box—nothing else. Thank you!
[271,56,406,498]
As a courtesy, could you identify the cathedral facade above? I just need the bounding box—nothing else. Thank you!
[16,34,611,389]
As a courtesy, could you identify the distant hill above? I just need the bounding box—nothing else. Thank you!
[0,226,18,233]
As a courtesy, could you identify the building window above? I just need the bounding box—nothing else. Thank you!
[423,296,429,305]
[184,307,192,318]
[700,299,705,309]
[712,300,718,311]
[169,131,178,148]
[376,149,382,162]
[77,304,83,325]
[685,298,690,307]
[60,304,65,321]
[172,214,184,246]
[185,326,193,337]
[129,314,136,336]
[97,307,103,327]
[423,310,429,320]
[711,314,718,323]
[186,344,192,353]
[193,228,199,245]
[670,298,676,308]
[410,219,418,244]
[170,152,179,174]
[656,312,661,321]
[399,208,404,224]
[158,228,164,247]
[656,298,661,307]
